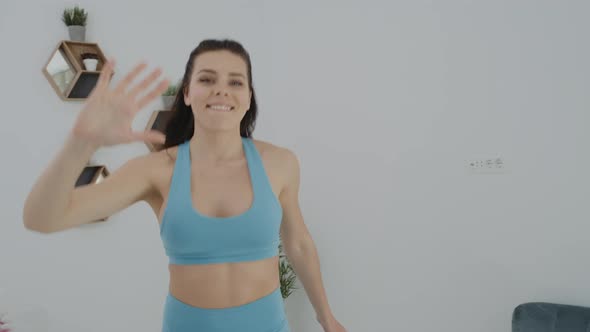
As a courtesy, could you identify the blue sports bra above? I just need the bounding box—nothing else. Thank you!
[159,137,283,265]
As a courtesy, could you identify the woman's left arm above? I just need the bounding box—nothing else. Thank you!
[277,148,347,332]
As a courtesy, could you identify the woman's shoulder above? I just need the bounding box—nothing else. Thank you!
[251,138,299,170]
[252,138,289,156]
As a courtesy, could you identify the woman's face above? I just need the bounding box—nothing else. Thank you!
[184,50,252,132]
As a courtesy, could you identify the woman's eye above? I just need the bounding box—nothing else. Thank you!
[198,78,243,87]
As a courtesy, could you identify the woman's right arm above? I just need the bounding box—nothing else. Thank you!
[23,59,169,233]
[22,132,153,233]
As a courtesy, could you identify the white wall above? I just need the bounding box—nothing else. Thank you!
[1,0,589,331]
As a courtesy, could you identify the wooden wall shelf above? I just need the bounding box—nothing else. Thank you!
[43,40,112,101]
[75,165,110,222]
[145,110,173,152]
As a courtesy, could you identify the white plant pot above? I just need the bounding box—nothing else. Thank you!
[68,25,86,41]
[83,59,98,71]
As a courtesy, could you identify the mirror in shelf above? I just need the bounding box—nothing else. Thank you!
[45,48,75,95]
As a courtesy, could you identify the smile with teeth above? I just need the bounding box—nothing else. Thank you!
[207,104,234,112]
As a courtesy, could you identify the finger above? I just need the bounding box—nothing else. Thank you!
[96,57,115,91]
[128,67,163,99]
[130,130,166,144]
[114,61,148,94]
[136,79,170,110]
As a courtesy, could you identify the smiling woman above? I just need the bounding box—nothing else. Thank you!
[161,43,256,146]
[23,38,346,332]
[154,41,290,332]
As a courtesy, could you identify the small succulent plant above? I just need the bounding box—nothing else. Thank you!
[62,6,88,26]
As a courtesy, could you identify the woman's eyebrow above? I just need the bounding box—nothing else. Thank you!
[197,69,246,79]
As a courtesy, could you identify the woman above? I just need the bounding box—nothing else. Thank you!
[23,39,346,332]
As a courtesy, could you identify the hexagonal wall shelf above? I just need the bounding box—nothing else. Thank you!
[145,110,174,152]
[43,40,112,101]
[75,165,110,222]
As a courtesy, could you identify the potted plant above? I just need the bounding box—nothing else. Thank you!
[161,82,179,110]
[62,5,88,42]
[81,52,99,71]
[279,241,298,300]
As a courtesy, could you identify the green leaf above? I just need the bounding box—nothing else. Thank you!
[62,6,88,26]
[278,241,298,300]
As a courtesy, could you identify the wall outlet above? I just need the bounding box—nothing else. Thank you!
[467,157,507,174]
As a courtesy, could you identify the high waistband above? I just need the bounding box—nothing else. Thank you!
[162,287,290,332]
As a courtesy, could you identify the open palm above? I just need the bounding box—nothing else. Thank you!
[72,59,170,148]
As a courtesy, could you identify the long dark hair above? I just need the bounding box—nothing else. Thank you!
[162,39,258,149]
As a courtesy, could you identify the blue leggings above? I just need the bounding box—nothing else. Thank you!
[162,287,290,332]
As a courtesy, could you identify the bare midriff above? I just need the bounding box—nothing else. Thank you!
[168,255,280,309]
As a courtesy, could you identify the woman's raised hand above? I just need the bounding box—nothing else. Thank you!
[71,59,170,148]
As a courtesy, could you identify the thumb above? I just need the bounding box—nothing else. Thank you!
[131,130,166,145]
